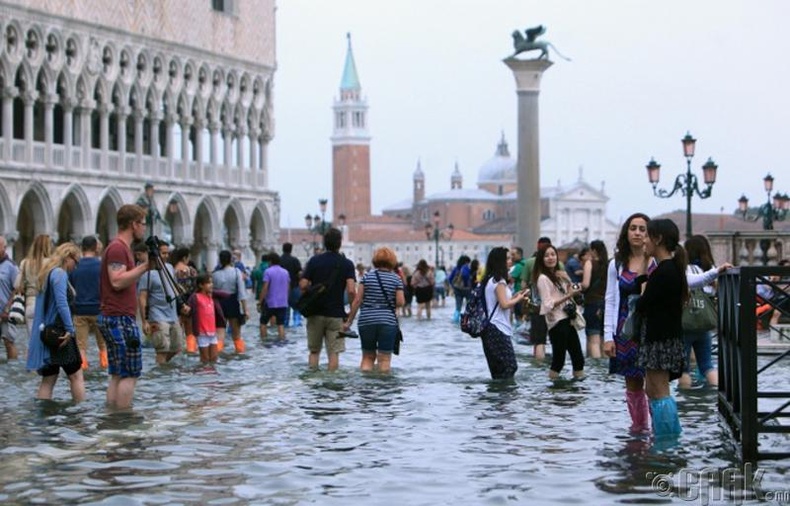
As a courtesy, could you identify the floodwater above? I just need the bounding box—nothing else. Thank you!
[1,304,788,505]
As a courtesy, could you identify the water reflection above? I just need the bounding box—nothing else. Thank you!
[0,306,788,503]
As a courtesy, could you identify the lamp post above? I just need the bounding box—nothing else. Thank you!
[737,174,789,230]
[304,198,332,254]
[424,210,454,268]
[646,132,718,239]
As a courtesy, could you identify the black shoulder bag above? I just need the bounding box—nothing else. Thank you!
[375,270,403,355]
[42,271,80,366]
[297,256,343,318]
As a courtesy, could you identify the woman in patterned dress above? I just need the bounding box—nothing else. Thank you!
[603,213,655,433]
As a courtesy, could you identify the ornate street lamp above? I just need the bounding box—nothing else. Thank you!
[304,199,332,254]
[424,210,454,268]
[738,173,788,230]
[646,131,718,238]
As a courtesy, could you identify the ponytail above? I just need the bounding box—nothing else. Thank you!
[673,244,689,305]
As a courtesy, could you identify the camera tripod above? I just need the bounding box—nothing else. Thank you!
[144,235,188,320]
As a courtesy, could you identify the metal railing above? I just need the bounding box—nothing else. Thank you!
[718,265,790,461]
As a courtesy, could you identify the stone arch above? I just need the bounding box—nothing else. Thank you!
[43,28,65,70]
[57,183,92,244]
[135,48,153,88]
[192,195,219,269]
[197,63,211,98]
[0,181,14,236]
[93,77,110,105]
[206,96,219,124]
[15,181,54,258]
[95,186,123,246]
[163,192,190,247]
[13,59,34,92]
[249,202,273,255]
[222,198,245,251]
[55,69,74,103]
[24,24,46,66]
[4,21,24,62]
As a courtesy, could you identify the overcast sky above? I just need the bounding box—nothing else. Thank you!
[269,0,789,230]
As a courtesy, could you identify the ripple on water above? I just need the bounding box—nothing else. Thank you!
[1,306,789,503]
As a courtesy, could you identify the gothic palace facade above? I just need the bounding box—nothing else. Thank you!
[0,0,279,269]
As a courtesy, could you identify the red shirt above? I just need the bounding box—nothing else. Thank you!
[194,292,216,335]
[99,238,137,316]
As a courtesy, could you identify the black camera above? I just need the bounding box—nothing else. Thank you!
[562,301,577,318]
[145,235,161,257]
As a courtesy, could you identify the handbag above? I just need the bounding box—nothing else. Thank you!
[621,294,642,340]
[682,288,717,332]
[8,294,25,324]
[41,271,80,366]
[375,271,403,355]
[571,310,586,331]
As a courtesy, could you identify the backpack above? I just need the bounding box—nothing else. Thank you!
[460,277,499,337]
[451,267,466,290]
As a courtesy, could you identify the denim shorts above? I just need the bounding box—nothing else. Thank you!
[359,323,398,353]
[98,315,143,379]
[583,301,604,336]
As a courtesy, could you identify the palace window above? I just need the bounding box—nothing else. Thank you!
[211,0,236,15]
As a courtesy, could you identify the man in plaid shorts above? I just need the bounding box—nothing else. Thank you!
[98,204,150,409]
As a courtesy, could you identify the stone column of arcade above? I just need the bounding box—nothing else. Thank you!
[503,58,553,252]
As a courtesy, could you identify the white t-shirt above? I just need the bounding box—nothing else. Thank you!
[484,277,512,335]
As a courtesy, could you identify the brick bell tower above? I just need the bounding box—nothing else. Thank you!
[331,33,371,222]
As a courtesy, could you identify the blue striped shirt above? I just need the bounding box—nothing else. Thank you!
[358,269,404,327]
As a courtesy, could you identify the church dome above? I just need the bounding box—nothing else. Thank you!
[477,134,516,184]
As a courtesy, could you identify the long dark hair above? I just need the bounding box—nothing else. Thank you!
[532,245,561,286]
[615,212,650,267]
[646,218,689,305]
[589,240,609,269]
[485,247,509,282]
[684,235,714,271]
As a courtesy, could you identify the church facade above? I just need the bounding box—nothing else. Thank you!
[0,0,279,269]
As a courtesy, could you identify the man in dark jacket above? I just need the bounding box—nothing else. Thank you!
[299,229,355,370]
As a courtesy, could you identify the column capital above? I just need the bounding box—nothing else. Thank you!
[149,110,163,123]
[96,102,114,115]
[21,90,39,105]
[236,125,248,136]
[502,58,554,93]
[2,87,19,100]
[222,124,234,136]
[209,121,221,133]
[60,97,77,112]
[193,116,205,130]
[248,126,260,139]
[179,115,193,128]
[44,93,60,107]
[115,105,130,118]
[132,107,146,121]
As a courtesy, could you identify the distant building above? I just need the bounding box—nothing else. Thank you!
[281,35,619,267]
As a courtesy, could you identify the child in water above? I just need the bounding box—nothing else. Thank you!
[188,274,226,366]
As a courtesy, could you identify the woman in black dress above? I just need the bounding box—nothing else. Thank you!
[635,219,688,438]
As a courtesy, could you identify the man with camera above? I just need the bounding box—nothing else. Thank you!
[138,239,187,365]
[98,204,151,409]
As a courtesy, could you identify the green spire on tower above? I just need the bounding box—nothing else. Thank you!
[340,32,361,91]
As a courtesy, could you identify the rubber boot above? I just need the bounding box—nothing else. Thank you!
[293,312,302,327]
[217,338,225,353]
[626,390,651,434]
[186,334,198,354]
[98,350,109,369]
[452,310,460,323]
[81,352,89,370]
[233,338,245,354]
[649,396,682,437]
